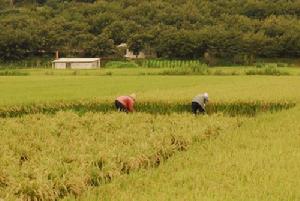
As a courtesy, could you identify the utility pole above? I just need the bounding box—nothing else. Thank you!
[55,51,59,59]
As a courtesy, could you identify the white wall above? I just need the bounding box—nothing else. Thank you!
[125,49,146,59]
[54,63,66,69]
[71,61,99,69]
[53,61,100,69]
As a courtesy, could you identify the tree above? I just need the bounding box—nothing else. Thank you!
[1,0,300,61]
[154,28,201,59]
[88,13,116,35]
[127,33,153,57]
[103,20,140,45]
[0,28,39,60]
[83,34,116,57]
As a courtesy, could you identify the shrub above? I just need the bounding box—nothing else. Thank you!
[245,66,290,76]
[255,63,266,68]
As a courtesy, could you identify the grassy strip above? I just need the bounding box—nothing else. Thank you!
[0,100,295,118]
[0,71,29,76]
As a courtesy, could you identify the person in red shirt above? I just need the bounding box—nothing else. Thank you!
[115,93,136,113]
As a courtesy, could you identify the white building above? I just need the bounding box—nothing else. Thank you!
[124,48,146,59]
[52,58,101,69]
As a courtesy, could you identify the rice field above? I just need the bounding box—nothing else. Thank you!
[0,71,299,200]
[82,106,300,201]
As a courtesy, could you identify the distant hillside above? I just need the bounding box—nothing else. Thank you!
[0,0,300,62]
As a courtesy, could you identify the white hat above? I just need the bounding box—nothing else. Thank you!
[203,92,209,100]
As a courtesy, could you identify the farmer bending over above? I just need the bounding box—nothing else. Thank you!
[115,93,136,113]
[192,92,209,114]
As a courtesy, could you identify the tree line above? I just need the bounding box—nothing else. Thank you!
[0,0,300,63]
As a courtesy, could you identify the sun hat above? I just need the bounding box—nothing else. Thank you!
[203,92,209,100]
[129,93,136,100]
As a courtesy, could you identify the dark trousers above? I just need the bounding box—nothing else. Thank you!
[115,100,128,112]
[192,102,205,114]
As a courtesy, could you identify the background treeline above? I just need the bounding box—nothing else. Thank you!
[0,0,300,63]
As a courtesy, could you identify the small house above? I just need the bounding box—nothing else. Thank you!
[52,58,101,69]
[117,43,156,59]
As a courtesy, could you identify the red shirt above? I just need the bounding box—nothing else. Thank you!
[116,96,135,112]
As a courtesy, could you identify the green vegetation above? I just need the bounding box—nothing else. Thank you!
[0,99,295,118]
[104,61,139,68]
[0,70,29,76]
[1,1,300,63]
[0,58,52,69]
[140,60,204,68]
[0,75,300,106]
[0,65,298,77]
[245,66,290,76]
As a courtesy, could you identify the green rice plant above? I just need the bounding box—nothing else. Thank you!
[155,64,208,76]
[104,61,139,68]
[0,99,295,118]
[147,60,152,68]
[140,59,205,69]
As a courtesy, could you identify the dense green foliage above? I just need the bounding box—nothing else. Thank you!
[1,0,300,62]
